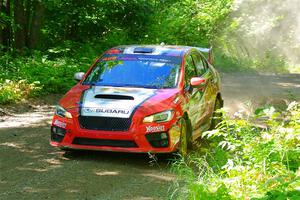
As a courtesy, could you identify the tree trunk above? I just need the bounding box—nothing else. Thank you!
[0,0,3,45]
[28,0,43,49]
[14,0,26,50]
[24,0,33,47]
[2,0,11,47]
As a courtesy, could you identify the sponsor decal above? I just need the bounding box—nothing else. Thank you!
[53,120,67,129]
[146,125,165,133]
[99,54,181,64]
[102,56,117,61]
[81,86,156,118]
[121,57,137,61]
[83,108,130,115]
[107,49,122,54]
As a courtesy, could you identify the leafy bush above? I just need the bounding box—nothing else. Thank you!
[0,48,96,102]
[0,79,40,104]
[170,102,300,199]
[144,0,233,46]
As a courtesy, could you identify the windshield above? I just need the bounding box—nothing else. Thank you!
[82,54,181,89]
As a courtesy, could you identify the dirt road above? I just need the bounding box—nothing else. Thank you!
[0,73,299,200]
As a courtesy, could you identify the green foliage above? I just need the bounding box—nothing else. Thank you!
[213,50,257,73]
[0,0,236,104]
[170,102,300,199]
[144,0,233,46]
[41,0,153,47]
[0,79,40,104]
[0,12,11,30]
[214,47,290,73]
[0,47,97,101]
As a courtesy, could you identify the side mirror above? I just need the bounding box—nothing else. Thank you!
[190,77,206,88]
[74,72,85,81]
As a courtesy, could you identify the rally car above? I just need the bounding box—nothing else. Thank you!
[50,45,223,155]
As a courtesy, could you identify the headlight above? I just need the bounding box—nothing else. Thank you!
[143,110,174,123]
[55,105,72,119]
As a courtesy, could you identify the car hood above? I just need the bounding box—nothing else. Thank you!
[60,85,179,118]
[80,86,157,118]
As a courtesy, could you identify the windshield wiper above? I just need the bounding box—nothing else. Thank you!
[82,81,96,86]
[82,82,162,89]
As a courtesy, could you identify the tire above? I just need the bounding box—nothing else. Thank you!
[210,97,223,130]
[186,118,193,149]
[179,118,188,157]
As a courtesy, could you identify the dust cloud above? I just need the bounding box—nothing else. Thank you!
[230,0,300,70]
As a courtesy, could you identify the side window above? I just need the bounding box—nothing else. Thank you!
[201,56,209,69]
[184,55,197,88]
[192,53,206,76]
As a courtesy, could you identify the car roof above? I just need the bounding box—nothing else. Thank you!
[109,45,201,57]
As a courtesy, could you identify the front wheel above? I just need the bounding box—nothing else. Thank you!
[179,119,188,157]
[210,97,223,130]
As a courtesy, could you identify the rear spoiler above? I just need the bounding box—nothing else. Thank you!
[196,47,213,64]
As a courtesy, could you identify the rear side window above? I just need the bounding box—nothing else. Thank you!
[201,56,209,69]
[192,52,206,76]
[184,55,197,88]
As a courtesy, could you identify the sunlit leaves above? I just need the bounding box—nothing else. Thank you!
[0,79,41,104]
[172,102,300,199]
[144,0,233,46]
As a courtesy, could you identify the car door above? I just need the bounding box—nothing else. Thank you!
[190,51,212,131]
[201,58,219,120]
[196,53,216,127]
[184,53,204,133]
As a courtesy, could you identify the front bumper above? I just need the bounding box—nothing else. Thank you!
[50,115,181,153]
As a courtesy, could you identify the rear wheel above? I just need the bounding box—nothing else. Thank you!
[210,97,223,130]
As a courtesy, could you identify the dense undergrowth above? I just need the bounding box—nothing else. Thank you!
[170,102,300,199]
[0,43,102,104]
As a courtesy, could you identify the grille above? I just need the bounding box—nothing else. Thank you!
[78,116,132,131]
[72,137,138,148]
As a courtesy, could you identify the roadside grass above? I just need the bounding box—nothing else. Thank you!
[0,44,102,104]
[170,102,300,200]
[0,79,41,104]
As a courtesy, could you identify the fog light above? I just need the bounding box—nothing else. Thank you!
[145,132,169,148]
[51,126,66,142]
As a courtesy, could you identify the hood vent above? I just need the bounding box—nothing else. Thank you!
[94,94,134,100]
[133,47,154,53]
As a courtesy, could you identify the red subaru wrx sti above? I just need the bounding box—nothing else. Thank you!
[50,45,223,155]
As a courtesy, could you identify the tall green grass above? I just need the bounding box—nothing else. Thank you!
[0,42,104,104]
[170,102,300,199]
